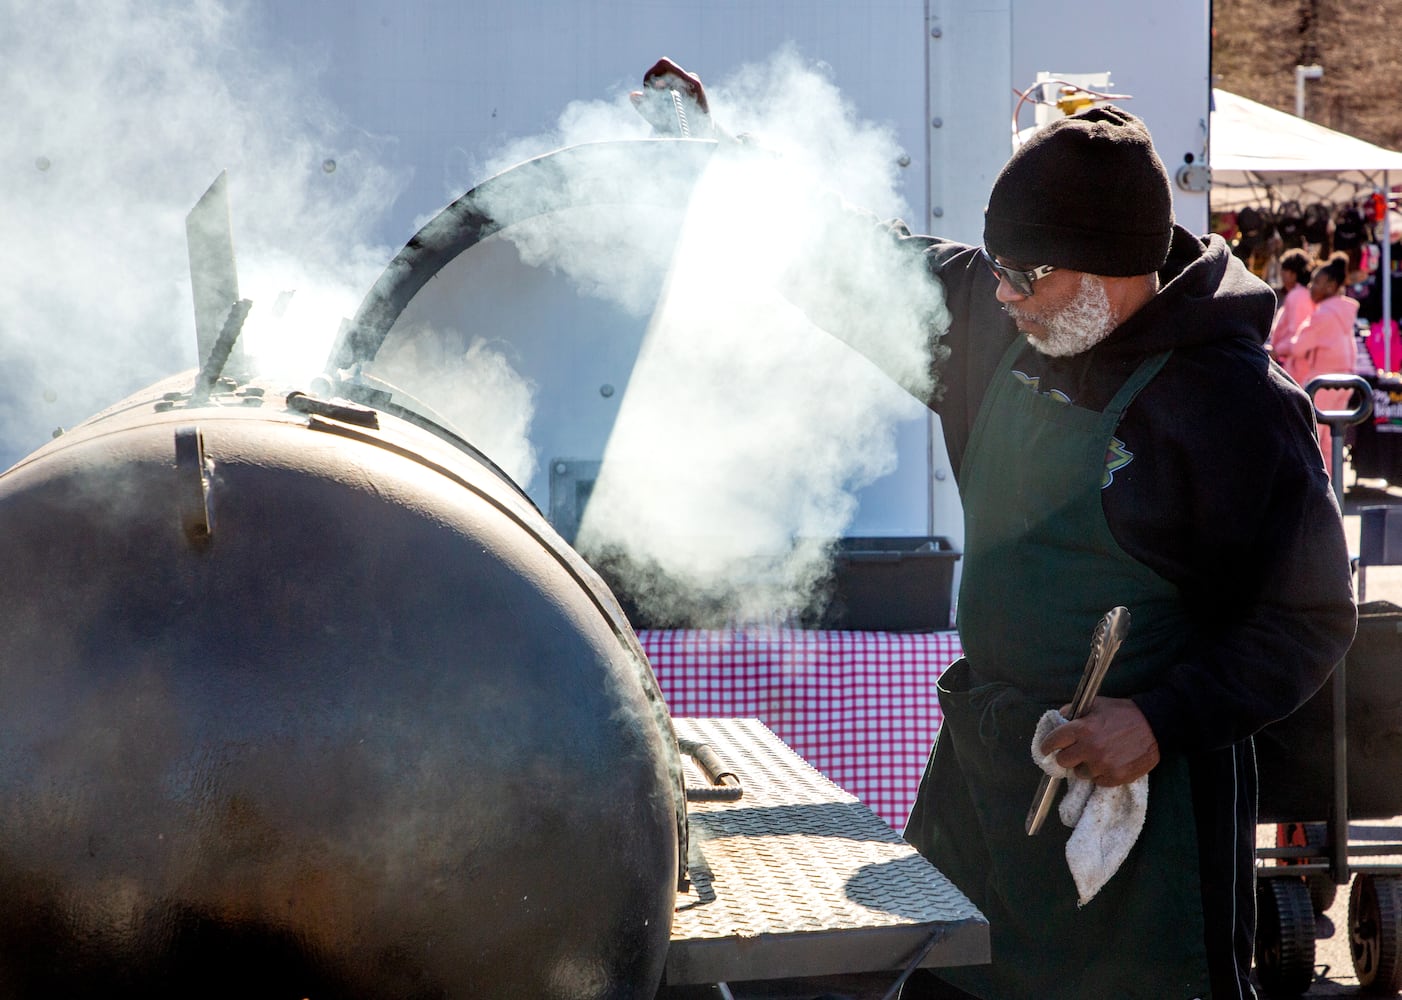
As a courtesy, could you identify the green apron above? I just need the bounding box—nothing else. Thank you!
[905,338,1213,999]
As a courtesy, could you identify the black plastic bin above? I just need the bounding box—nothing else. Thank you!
[1256,599,1402,823]
[814,536,961,632]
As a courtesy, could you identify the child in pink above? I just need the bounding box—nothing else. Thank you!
[1269,248,1315,362]
[1277,252,1359,466]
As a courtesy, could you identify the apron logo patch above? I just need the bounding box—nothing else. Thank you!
[1103,436,1134,488]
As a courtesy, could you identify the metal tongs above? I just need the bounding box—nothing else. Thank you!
[1024,606,1132,836]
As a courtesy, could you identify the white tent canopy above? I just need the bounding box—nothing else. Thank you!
[1209,88,1402,211]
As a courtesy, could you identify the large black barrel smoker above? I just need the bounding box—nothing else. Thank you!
[0,371,685,999]
[0,152,711,999]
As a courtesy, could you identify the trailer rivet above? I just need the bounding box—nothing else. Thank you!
[930,26,942,38]
[931,117,943,129]
[932,207,945,218]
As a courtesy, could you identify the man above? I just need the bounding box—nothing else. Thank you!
[641,61,1356,999]
[892,105,1355,1000]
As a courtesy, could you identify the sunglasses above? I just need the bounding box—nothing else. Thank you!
[981,248,1057,296]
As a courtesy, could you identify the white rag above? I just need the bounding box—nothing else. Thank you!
[1032,708,1149,907]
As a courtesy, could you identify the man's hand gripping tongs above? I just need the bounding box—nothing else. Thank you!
[1024,606,1132,836]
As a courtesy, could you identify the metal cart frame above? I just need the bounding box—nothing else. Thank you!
[1255,376,1402,997]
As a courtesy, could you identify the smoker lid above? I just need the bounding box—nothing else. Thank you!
[323,139,718,518]
[331,139,719,371]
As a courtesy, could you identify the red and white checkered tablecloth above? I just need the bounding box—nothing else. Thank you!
[639,628,964,831]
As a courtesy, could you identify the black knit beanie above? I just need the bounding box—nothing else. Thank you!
[983,105,1174,277]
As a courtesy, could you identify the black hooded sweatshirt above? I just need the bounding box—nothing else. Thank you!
[887,224,1357,996]
[909,225,1356,753]
[791,208,1355,994]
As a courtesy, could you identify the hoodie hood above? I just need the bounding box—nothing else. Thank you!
[1101,226,1276,357]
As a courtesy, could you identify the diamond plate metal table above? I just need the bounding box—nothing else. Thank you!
[666,718,989,988]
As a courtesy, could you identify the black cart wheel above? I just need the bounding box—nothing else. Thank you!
[1350,873,1402,994]
[1308,872,1339,915]
[1300,823,1339,913]
[1257,877,1318,996]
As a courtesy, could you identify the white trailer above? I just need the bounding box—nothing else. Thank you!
[5,0,1210,582]
[266,1,1211,550]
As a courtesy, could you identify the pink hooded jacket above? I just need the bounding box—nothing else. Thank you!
[1278,292,1358,387]
[1268,283,1314,355]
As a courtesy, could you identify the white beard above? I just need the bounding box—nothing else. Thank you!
[1016,274,1117,357]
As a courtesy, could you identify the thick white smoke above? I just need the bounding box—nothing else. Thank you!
[463,48,951,626]
[0,0,403,468]
[2,9,950,627]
